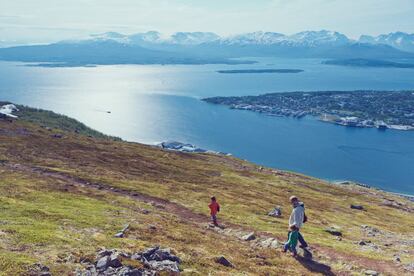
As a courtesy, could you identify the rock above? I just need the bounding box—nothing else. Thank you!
[151,248,181,263]
[108,253,123,268]
[148,224,157,230]
[242,232,256,241]
[148,260,180,273]
[365,270,379,275]
[98,249,114,257]
[29,263,51,276]
[131,253,142,261]
[325,227,342,236]
[351,204,364,210]
[114,232,124,238]
[404,263,414,272]
[358,240,371,246]
[96,256,110,271]
[216,256,234,268]
[79,246,181,275]
[52,133,63,139]
[258,238,279,249]
[142,246,159,260]
[268,206,282,217]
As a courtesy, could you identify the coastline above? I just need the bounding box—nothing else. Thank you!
[330,180,414,201]
[154,137,414,199]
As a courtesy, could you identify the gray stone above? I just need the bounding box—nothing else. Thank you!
[96,256,110,271]
[351,204,364,210]
[358,240,371,246]
[148,260,180,273]
[98,249,114,257]
[114,232,124,238]
[259,238,279,249]
[365,270,379,275]
[325,227,342,236]
[216,256,234,268]
[108,253,123,268]
[268,207,282,217]
[142,246,159,259]
[242,232,256,241]
[131,253,142,260]
[151,248,181,263]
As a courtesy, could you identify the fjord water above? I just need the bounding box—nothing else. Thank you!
[1,58,414,195]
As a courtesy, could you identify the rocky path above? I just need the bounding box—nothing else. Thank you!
[4,162,410,275]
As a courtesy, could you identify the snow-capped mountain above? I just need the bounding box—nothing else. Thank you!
[359,32,414,53]
[218,30,350,47]
[1,30,412,66]
[83,30,352,48]
[169,32,220,45]
[89,32,130,43]
[219,31,286,45]
[87,31,220,45]
[286,30,350,47]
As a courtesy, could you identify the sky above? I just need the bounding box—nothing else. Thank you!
[0,0,413,45]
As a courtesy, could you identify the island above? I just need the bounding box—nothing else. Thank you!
[323,58,414,68]
[217,69,304,74]
[203,90,414,131]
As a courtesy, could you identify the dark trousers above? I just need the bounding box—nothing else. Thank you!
[288,230,308,248]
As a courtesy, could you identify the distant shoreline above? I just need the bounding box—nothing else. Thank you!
[323,58,414,68]
[217,69,304,74]
[203,90,414,131]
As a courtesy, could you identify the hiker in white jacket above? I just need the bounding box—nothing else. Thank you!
[288,195,308,248]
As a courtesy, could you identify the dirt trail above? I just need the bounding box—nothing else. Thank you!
[4,162,409,275]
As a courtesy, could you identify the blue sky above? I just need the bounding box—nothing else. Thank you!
[1,0,413,45]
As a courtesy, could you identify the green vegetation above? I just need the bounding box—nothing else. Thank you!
[0,106,413,275]
[0,102,120,140]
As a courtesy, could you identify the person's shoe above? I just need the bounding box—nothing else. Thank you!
[299,244,309,249]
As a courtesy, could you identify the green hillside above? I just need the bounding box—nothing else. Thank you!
[0,105,413,275]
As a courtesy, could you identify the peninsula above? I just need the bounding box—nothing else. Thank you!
[203,90,414,131]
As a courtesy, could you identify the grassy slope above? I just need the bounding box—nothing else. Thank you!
[0,108,413,275]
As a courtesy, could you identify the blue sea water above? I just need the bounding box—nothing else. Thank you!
[0,58,413,195]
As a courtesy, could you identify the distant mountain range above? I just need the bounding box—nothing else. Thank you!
[0,30,413,66]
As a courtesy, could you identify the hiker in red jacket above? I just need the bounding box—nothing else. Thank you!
[209,196,220,226]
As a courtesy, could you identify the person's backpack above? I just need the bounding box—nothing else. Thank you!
[300,202,308,223]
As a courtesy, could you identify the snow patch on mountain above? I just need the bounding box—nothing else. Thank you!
[359,32,414,52]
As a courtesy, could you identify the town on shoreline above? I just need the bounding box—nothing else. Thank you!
[204,90,414,131]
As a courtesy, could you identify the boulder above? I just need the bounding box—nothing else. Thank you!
[259,238,279,249]
[151,248,181,263]
[242,232,256,241]
[268,207,282,217]
[325,227,342,236]
[148,260,180,273]
[216,256,234,268]
[358,240,371,246]
[79,246,181,275]
[96,256,110,271]
[108,253,123,268]
[141,246,159,260]
[351,204,364,210]
[98,249,114,257]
